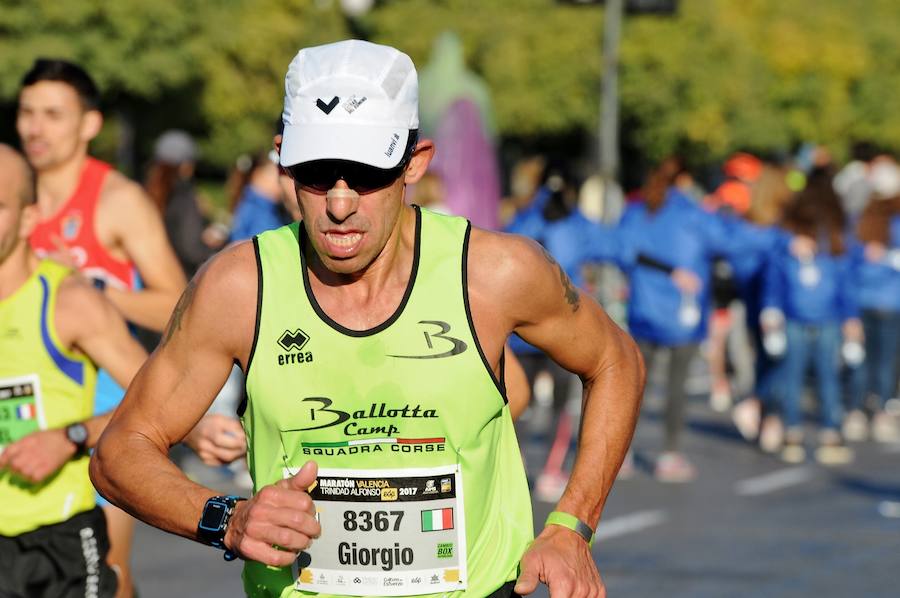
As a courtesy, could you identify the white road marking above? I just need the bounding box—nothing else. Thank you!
[594,509,667,542]
[878,501,900,518]
[734,466,814,496]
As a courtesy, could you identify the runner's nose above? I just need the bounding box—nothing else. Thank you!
[325,182,359,222]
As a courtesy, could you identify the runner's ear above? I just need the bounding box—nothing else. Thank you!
[79,109,103,144]
[18,203,39,240]
[403,140,435,185]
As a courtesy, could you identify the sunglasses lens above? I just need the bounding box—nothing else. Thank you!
[289,161,404,195]
[288,164,335,193]
[352,165,403,193]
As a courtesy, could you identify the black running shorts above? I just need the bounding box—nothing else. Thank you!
[488,580,522,598]
[0,506,117,598]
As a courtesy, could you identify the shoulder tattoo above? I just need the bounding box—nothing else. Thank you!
[539,246,581,313]
[162,277,199,345]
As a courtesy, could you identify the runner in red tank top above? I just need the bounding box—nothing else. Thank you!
[30,157,137,291]
[18,64,184,335]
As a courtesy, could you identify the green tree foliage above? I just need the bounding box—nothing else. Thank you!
[365,0,603,139]
[0,0,204,99]
[618,0,898,162]
[369,0,900,164]
[0,0,212,166]
[0,0,349,168]
[192,0,350,166]
[2,0,899,169]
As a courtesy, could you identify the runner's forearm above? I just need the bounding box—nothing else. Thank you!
[555,326,644,527]
[91,431,219,541]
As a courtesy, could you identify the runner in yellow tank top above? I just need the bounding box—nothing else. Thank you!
[92,41,645,598]
[0,145,148,598]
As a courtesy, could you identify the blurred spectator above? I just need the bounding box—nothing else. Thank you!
[500,155,545,226]
[705,152,764,215]
[762,169,861,465]
[145,130,226,277]
[672,168,706,205]
[845,160,900,443]
[227,150,292,242]
[747,163,796,226]
[704,153,763,412]
[615,157,764,482]
[408,171,451,214]
[833,141,881,223]
[731,162,798,451]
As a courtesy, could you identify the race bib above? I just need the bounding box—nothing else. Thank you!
[286,465,468,596]
[0,375,46,451]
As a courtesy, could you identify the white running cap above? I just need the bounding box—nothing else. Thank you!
[280,39,419,169]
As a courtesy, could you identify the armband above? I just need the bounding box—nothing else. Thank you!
[545,511,594,547]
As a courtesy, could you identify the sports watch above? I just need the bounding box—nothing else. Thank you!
[65,422,89,454]
[197,495,245,561]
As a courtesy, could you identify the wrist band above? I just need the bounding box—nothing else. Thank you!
[545,511,594,547]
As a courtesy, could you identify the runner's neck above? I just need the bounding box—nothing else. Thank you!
[305,206,417,328]
[36,153,90,216]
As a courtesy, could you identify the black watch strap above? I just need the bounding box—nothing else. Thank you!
[65,422,89,454]
[197,495,245,558]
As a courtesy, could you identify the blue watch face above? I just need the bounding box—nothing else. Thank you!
[199,501,228,531]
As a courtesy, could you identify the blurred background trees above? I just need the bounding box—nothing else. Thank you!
[1,0,898,182]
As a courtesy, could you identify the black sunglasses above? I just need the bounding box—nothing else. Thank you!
[287,131,419,195]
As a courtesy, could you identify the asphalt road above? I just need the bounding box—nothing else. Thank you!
[131,393,900,597]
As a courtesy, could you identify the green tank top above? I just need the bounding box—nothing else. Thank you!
[243,208,533,597]
[0,260,97,536]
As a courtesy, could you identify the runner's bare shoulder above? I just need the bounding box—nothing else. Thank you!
[466,227,558,325]
[164,240,259,360]
[97,169,155,213]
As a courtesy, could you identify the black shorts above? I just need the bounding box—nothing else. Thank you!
[0,506,118,598]
[488,580,522,598]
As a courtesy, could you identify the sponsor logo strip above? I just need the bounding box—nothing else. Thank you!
[302,437,445,448]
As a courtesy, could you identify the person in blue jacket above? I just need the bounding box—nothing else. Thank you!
[761,170,862,464]
[228,150,293,242]
[728,163,799,452]
[844,166,900,444]
[615,157,762,482]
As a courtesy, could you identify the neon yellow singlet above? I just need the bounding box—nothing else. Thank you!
[242,208,533,598]
[0,260,97,536]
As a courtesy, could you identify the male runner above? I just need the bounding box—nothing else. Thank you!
[17,58,186,598]
[0,144,148,598]
[92,40,644,597]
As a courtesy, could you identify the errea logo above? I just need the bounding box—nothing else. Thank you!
[277,329,314,366]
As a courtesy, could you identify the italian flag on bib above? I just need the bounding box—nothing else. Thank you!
[421,507,454,531]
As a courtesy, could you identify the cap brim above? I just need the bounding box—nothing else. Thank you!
[280,124,411,169]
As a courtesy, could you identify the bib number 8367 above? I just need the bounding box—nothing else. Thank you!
[343,510,404,532]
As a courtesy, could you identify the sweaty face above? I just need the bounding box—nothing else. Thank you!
[296,176,406,276]
[17,81,93,171]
